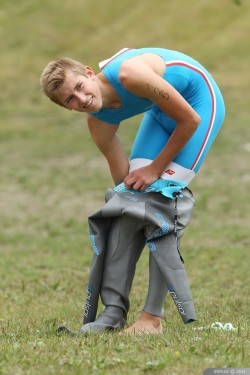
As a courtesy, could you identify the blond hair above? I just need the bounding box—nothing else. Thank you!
[40,58,87,107]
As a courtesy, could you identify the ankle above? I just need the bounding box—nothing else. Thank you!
[139,311,162,327]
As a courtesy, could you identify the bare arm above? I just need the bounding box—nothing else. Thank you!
[87,114,129,185]
[119,54,201,190]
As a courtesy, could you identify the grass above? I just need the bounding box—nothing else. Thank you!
[0,0,250,374]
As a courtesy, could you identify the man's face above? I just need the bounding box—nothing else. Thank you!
[57,68,102,112]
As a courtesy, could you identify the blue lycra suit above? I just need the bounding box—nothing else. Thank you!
[90,47,225,184]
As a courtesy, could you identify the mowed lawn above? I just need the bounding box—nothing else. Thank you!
[0,1,249,374]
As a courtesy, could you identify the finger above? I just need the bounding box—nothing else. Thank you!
[124,179,134,188]
[131,181,143,191]
[125,181,135,189]
[124,173,134,184]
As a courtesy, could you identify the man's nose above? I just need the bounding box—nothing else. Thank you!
[75,92,86,105]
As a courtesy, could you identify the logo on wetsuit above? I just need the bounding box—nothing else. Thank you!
[168,285,186,316]
[84,284,92,318]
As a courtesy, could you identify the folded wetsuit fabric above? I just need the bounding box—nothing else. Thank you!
[82,187,196,330]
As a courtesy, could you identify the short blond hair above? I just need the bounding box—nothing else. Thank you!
[40,58,87,107]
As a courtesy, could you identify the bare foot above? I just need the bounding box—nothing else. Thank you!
[122,311,163,335]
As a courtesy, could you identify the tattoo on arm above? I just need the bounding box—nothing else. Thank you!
[147,83,169,100]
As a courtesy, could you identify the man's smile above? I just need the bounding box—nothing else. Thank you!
[83,96,93,109]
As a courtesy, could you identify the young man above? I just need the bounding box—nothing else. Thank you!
[40,47,225,334]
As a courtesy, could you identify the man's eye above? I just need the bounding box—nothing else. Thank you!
[67,96,73,104]
[76,83,82,91]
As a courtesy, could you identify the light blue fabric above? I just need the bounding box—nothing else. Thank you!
[113,179,187,199]
[90,47,225,175]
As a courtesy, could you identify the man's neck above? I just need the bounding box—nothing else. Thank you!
[97,72,122,109]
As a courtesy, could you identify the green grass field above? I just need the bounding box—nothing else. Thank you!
[0,0,250,374]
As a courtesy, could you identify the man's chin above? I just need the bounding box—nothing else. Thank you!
[86,107,101,114]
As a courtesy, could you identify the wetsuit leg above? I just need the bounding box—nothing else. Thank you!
[80,214,146,332]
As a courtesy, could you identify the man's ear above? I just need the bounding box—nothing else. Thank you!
[85,66,95,79]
